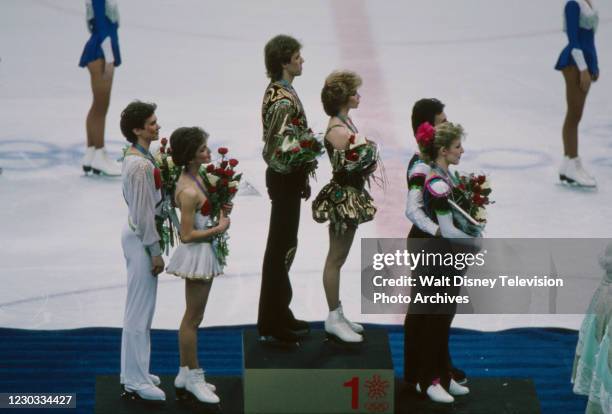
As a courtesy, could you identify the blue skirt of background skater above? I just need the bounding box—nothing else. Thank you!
[79,20,121,67]
[555,30,598,76]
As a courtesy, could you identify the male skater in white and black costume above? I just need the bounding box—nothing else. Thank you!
[257,35,312,345]
[119,101,165,401]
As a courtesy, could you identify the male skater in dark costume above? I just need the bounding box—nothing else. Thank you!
[257,34,312,345]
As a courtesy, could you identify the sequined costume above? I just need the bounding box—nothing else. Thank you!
[312,124,376,234]
[258,80,310,338]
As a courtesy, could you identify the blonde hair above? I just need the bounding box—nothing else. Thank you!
[420,122,465,163]
[321,70,362,116]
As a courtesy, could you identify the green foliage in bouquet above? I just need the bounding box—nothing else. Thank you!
[450,172,494,237]
[154,138,181,254]
[270,117,324,176]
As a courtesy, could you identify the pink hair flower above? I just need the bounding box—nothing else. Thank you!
[415,122,435,148]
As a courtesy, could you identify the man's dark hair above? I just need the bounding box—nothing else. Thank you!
[411,98,445,135]
[120,101,157,143]
[264,35,301,81]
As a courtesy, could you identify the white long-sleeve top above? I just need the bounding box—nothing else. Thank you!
[425,177,472,239]
[405,156,439,236]
[122,155,162,256]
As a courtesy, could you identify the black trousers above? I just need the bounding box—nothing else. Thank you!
[257,168,305,335]
[403,227,459,389]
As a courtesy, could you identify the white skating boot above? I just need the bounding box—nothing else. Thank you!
[325,308,363,343]
[337,303,364,334]
[149,374,161,386]
[562,156,596,187]
[416,381,454,404]
[91,147,121,176]
[558,156,569,182]
[182,368,220,404]
[448,378,469,396]
[174,366,216,400]
[82,146,95,174]
[122,384,166,402]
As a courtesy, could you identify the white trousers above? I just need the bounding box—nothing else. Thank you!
[120,224,158,389]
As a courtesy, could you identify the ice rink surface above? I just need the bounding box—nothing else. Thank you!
[0,0,610,331]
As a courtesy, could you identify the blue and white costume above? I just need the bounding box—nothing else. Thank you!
[555,0,599,76]
[79,0,121,67]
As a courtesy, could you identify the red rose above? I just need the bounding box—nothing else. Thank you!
[349,135,355,144]
[457,183,466,191]
[220,178,229,187]
[200,200,211,216]
[225,170,235,177]
[300,140,310,148]
[477,175,486,185]
[229,159,239,167]
[159,146,166,154]
[291,147,300,153]
[218,147,228,155]
[153,168,162,190]
[160,137,168,146]
[346,150,359,161]
[206,164,215,173]
[229,187,238,194]
[215,168,224,175]
[167,147,173,155]
[291,118,301,126]
[208,186,217,193]
[220,161,228,169]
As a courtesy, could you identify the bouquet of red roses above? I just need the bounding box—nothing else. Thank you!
[199,147,242,266]
[450,172,493,236]
[270,116,324,176]
[343,133,379,174]
[153,137,182,254]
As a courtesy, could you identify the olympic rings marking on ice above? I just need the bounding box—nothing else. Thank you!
[0,139,124,171]
[591,157,612,169]
[386,146,553,171]
[462,147,554,170]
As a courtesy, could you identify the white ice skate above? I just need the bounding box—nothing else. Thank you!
[91,147,121,176]
[82,146,95,174]
[338,303,364,334]
[174,366,216,400]
[560,156,596,188]
[177,368,219,404]
[325,308,363,343]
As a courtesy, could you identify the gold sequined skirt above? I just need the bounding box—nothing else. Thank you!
[312,180,376,234]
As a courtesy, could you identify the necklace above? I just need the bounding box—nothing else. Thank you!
[337,114,358,134]
[186,171,209,198]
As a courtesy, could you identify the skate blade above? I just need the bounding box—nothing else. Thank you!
[324,332,364,347]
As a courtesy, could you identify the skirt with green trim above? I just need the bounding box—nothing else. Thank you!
[312,180,376,234]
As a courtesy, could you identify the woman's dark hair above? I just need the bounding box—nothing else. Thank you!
[264,35,301,81]
[321,71,362,116]
[411,98,445,135]
[120,101,157,143]
[169,127,208,167]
